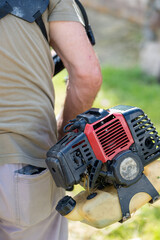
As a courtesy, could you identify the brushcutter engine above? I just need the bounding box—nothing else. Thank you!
[46,105,160,220]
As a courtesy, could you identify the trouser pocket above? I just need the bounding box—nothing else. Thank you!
[14,167,54,227]
[0,164,65,227]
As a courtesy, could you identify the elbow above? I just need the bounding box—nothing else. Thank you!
[82,67,102,96]
[72,64,103,95]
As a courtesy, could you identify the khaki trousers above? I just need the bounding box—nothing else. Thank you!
[0,164,68,240]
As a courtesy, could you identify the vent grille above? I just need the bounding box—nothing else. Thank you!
[131,114,160,161]
[95,117,130,158]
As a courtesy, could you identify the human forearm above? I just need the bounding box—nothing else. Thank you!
[57,67,102,140]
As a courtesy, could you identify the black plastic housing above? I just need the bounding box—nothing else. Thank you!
[46,132,97,189]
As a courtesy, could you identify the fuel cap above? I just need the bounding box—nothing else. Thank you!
[56,196,76,216]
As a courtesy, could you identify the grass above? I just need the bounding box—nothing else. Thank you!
[105,204,160,240]
[53,66,160,240]
[94,66,160,132]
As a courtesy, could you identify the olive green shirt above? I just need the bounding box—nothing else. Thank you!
[0,0,82,167]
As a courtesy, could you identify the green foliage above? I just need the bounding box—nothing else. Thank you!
[106,204,160,240]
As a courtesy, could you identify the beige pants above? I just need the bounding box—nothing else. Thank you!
[0,164,68,240]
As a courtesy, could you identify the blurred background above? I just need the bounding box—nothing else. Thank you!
[53,0,160,239]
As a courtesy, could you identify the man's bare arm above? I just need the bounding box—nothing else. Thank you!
[49,21,102,139]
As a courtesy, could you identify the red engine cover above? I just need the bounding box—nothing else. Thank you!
[84,112,134,163]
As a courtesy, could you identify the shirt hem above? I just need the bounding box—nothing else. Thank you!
[0,154,47,168]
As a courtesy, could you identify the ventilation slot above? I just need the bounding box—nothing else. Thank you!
[83,147,93,162]
[131,114,160,161]
[95,118,130,158]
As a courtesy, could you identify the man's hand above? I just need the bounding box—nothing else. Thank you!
[49,21,102,140]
